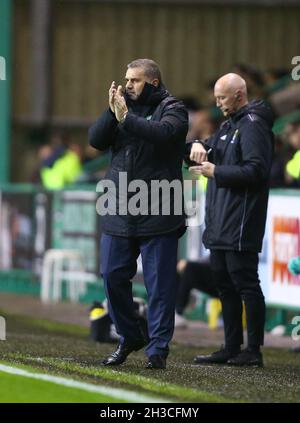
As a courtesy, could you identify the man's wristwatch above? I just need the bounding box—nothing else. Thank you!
[193,139,206,147]
[193,139,212,154]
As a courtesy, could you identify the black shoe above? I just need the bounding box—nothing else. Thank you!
[193,346,240,364]
[102,340,146,366]
[227,349,263,367]
[146,355,166,369]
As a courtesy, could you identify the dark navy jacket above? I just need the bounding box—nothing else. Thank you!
[89,83,189,237]
[202,100,274,252]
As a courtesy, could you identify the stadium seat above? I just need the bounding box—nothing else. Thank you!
[41,249,97,303]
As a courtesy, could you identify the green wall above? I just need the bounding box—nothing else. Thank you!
[0,0,12,182]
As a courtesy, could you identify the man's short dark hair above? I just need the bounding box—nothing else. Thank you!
[127,59,162,84]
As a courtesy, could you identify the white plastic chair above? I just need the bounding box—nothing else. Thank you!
[41,249,97,303]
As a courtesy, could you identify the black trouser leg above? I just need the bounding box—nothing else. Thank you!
[227,251,265,347]
[176,270,193,314]
[210,250,243,348]
[176,261,219,314]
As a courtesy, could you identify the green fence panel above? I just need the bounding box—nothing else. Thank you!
[0,0,12,182]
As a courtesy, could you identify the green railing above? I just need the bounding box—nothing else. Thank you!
[0,0,12,183]
[0,183,299,331]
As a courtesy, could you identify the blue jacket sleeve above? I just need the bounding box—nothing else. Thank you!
[214,121,273,188]
[88,109,118,151]
[121,104,188,147]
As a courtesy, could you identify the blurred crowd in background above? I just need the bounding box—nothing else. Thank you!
[30,62,300,190]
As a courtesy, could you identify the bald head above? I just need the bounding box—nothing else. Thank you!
[214,73,248,116]
[215,73,247,94]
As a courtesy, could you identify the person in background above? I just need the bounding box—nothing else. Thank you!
[284,120,300,187]
[187,108,217,142]
[175,258,219,328]
[232,63,265,100]
[34,131,82,190]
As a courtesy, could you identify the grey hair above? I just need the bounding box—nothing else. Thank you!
[127,59,162,83]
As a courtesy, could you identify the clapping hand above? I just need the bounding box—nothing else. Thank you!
[109,81,117,113]
[114,85,128,122]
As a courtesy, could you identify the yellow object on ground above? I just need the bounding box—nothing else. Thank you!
[208,299,247,330]
[90,308,106,321]
[208,299,222,329]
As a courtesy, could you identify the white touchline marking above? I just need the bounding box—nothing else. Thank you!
[0,364,170,403]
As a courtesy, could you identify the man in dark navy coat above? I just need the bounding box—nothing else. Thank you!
[89,59,188,369]
[189,73,274,367]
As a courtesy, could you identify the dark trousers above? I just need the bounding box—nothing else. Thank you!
[210,250,265,348]
[176,261,219,314]
[101,232,179,358]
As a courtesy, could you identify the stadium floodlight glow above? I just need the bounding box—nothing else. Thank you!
[291,56,300,81]
[0,316,6,341]
[0,56,6,81]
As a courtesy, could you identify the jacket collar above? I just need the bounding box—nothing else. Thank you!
[229,103,249,125]
[125,82,169,108]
